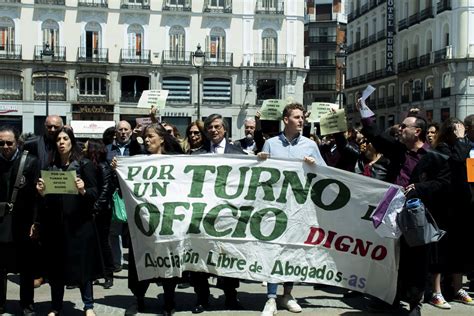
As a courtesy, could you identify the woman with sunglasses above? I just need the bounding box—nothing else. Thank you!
[123,123,184,316]
[183,120,207,153]
[36,127,102,316]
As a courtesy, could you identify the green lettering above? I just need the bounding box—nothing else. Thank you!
[244,167,281,201]
[361,205,377,221]
[135,203,160,236]
[250,208,287,241]
[231,205,253,238]
[160,202,189,235]
[215,166,249,199]
[276,172,317,204]
[127,166,142,181]
[150,182,169,197]
[186,203,207,234]
[158,164,175,180]
[133,182,149,198]
[271,260,284,275]
[184,165,216,198]
[311,179,351,211]
[143,166,158,180]
[203,204,237,237]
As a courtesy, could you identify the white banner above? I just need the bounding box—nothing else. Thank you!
[116,155,400,303]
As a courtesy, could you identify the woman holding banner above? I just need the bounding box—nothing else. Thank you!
[36,127,102,316]
[117,123,184,316]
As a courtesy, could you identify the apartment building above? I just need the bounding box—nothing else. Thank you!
[304,0,346,107]
[345,0,474,128]
[0,0,306,137]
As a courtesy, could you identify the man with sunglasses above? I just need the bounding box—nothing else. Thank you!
[0,125,40,316]
[359,105,450,316]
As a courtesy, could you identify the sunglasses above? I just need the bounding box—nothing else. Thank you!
[188,131,201,136]
[0,140,14,147]
[46,125,61,130]
[399,123,417,130]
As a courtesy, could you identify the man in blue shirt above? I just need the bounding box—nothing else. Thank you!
[257,103,326,316]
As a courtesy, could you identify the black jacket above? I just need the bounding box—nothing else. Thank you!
[93,161,114,213]
[192,140,246,155]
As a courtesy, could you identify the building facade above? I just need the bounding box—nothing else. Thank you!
[0,0,307,138]
[304,0,346,107]
[345,0,474,129]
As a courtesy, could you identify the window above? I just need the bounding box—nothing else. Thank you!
[169,25,185,59]
[262,28,277,61]
[34,77,66,100]
[168,0,185,6]
[127,24,144,58]
[0,17,15,51]
[162,76,190,103]
[79,77,107,95]
[42,19,59,49]
[203,78,231,104]
[441,108,450,122]
[121,76,149,102]
[315,3,332,20]
[209,0,224,7]
[0,74,21,97]
[256,79,279,104]
[84,22,101,57]
[206,27,225,60]
[442,72,451,88]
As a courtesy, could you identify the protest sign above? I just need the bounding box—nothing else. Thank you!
[41,170,78,195]
[359,85,376,118]
[319,109,347,136]
[116,155,401,303]
[467,158,474,182]
[260,99,287,120]
[137,90,169,109]
[307,102,339,123]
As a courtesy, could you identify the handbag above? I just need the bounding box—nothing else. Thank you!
[111,190,127,223]
[396,198,446,247]
[0,150,28,219]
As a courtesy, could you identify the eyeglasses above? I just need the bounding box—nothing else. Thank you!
[207,124,223,131]
[165,129,173,134]
[0,140,14,147]
[357,139,367,145]
[46,125,61,130]
[399,123,417,130]
[188,131,201,136]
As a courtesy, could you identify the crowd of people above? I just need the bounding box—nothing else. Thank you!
[1,102,474,316]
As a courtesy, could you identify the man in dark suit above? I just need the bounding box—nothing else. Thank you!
[190,114,245,313]
[0,125,39,316]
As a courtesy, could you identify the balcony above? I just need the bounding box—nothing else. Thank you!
[401,95,409,103]
[369,0,377,10]
[120,49,151,64]
[121,91,143,103]
[305,84,336,91]
[377,97,385,108]
[420,7,434,22]
[78,0,108,7]
[162,50,192,65]
[309,59,335,67]
[360,3,369,15]
[203,0,232,13]
[376,29,386,41]
[34,0,65,4]
[419,53,431,66]
[162,0,192,12]
[412,92,422,102]
[34,45,66,62]
[360,38,368,49]
[35,93,66,101]
[408,57,419,70]
[0,44,21,60]
[441,87,451,98]
[434,47,449,63]
[386,96,395,107]
[121,0,150,10]
[255,0,284,15]
[204,52,233,67]
[308,36,336,43]
[77,47,109,63]
[0,92,22,100]
[398,18,408,31]
[424,90,433,100]
[398,61,409,73]
[253,53,287,67]
[0,0,21,3]
[437,0,451,14]
[77,94,109,103]
[408,13,420,27]
[374,69,387,79]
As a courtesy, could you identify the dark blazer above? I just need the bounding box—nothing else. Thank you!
[23,135,54,170]
[192,140,246,155]
[233,130,265,154]
[93,161,114,213]
[38,158,103,285]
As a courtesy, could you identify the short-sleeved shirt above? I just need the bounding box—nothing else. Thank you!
[262,132,327,166]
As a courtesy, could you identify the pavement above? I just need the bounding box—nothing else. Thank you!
[3,260,474,315]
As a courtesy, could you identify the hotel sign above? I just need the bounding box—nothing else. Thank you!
[386,0,395,74]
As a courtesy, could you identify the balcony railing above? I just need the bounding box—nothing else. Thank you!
[441,87,451,98]
[0,0,21,3]
[305,84,336,91]
[419,53,431,66]
[386,96,395,107]
[377,97,385,108]
[398,18,408,31]
[77,47,108,63]
[162,50,192,65]
[376,29,386,41]
[253,53,287,67]
[34,0,65,4]
[78,0,108,7]
[437,0,451,14]
[34,93,66,101]
[121,0,150,10]
[369,0,377,10]
[374,69,387,79]
[434,47,449,63]
[309,59,335,67]
[204,52,233,66]
[34,45,66,61]
[121,91,143,103]
[408,13,420,27]
[408,57,419,70]
[424,90,433,100]
[120,49,151,64]
[0,44,22,59]
[420,7,434,22]
[0,93,22,100]
[308,36,336,43]
[256,0,284,15]
[162,0,192,11]
[203,0,232,13]
[412,92,422,102]
[77,94,109,103]
[401,95,409,103]
[398,61,408,73]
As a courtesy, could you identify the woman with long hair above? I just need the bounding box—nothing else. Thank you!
[123,123,184,316]
[428,118,473,309]
[36,127,102,316]
[183,120,207,153]
[84,139,115,289]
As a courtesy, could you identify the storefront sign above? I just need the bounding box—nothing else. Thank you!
[0,105,19,115]
[72,104,114,114]
[386,0,395,74]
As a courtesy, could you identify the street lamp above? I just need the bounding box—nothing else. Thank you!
[192,44,205,120]
[41,43,54,117]
[335,44,347,109]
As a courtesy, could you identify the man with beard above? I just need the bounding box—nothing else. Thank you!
[0,125,39,315]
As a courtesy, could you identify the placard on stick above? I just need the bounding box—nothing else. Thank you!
[259,99,287,121]
[137,90,169,109]
[41,170,78,195]
[319,109,347,136]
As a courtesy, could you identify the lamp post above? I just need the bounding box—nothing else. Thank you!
[335,44,347,109]
[192,44,205,120]
[41,43,54,117]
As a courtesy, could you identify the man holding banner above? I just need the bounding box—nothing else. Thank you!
[258,103,326,315]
